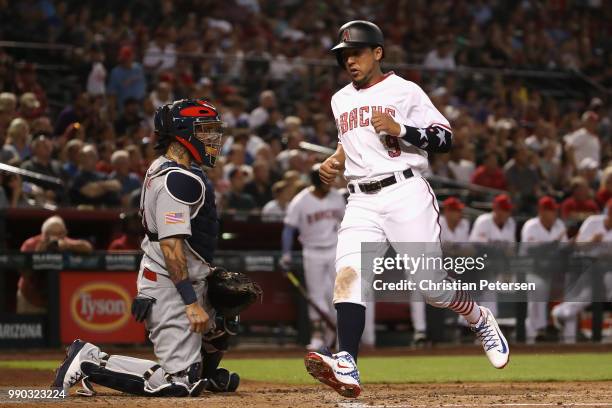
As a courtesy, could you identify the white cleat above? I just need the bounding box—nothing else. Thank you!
[471,307,510,369]
[304,349,361,398]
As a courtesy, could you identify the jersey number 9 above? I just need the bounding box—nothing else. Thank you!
[385,135,401,158]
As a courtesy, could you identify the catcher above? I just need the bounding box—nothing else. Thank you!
[52,99,261,397]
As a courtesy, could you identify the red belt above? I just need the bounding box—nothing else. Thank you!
[143,268,157,282]
[142,267,199,284]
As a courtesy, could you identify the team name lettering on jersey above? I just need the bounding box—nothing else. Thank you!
[336,106,396,136]
[306,209,344,225]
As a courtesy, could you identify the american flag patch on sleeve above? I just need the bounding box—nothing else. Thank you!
[164,212,185,224]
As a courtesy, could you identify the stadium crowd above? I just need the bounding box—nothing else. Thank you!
[0,0,610,228]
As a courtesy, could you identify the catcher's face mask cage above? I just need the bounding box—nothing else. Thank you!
[193,121,222,168]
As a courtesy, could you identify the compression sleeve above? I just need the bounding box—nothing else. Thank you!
[400,123,453,153]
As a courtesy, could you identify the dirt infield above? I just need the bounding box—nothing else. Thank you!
[1,378,612,407]
[1,345,611,407]
[1,369,611,407]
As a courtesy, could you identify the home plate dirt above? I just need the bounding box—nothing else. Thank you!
[0,368,610,408]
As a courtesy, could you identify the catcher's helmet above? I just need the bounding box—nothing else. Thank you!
[331,20,384,67]
[154,99,223,168]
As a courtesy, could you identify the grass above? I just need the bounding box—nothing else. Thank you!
[2,353,611,384]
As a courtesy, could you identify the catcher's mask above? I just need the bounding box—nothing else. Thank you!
[154,99,223,168]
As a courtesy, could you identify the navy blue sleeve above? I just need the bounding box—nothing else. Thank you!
[400,124,453,153]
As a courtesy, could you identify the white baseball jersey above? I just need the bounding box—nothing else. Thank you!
[469,213,516,243]
[575,214,612,242]
[284,187,345,249]
[440,216,470,242]
[331,72,450,180]
[520,217,567,243]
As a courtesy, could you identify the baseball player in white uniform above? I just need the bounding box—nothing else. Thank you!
[552,199,612,343]
[304,21,509,399]
[440,197,471,243]
[468,194,517,318]
[282,164,346,350]
[520,196,567,343]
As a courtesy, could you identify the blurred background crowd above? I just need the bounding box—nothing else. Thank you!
[0,0,611,230]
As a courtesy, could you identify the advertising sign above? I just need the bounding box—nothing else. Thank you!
[59,271,144,344]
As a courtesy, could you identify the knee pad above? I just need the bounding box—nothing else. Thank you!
[205,368,240,393]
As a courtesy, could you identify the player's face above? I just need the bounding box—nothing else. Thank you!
[443,208,462,224]
[493,208,511,224]
[539,208,557,226]
[341,46,382,86]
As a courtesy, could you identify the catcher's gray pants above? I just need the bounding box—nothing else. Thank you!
[77,266,215,394]
[137,267,215,373]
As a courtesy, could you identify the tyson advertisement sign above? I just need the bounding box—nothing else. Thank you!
[60,271,145,344]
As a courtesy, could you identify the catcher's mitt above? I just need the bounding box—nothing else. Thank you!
[207,267,262,317]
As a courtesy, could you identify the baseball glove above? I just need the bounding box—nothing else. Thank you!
[207,267,262,317]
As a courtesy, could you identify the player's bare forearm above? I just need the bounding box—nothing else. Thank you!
[320,144,345,184]
[160,237,189,284]
[332,143,346,165]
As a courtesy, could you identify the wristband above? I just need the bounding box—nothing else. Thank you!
[175,279,198,305]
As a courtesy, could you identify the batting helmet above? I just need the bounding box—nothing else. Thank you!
[154,99,223,168]
[331,20,384,67]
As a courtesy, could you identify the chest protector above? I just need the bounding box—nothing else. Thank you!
[141,160,219,263]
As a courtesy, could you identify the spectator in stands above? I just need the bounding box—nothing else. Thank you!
[262,180,293,221]
[223,143,252,179]
[224,167,256,212]
[61,139,83,178]
[95,140,115,174]
[108,45,146,114]
[17,92,42,124]
[20,134,64,203]
[577,157,599,190]
[86,44,107,96]
[125,144,147,178]
[471,152,507,190]
[243,159,273,208]
[563,111,601,168]
[0,92,17,161]
[114,97,143,138]
[18,215,93,313]
[249,89,276,130]
[109,149,141,207]
[149,80,174,110]
[69,144,121,207]
[0,172,22,208]
[560,176,599,222]
[596,166,612,209]
[423,37,456,70]
[223,96,249,128]
[539,142,563,191]
[53,93,91,137]
[30,116,53,136]
[108,211,143,251]
[143,27,177,73]
[14,63,47,113]
[448,142,475,183]
[3,117,31,164]
[504,146,540,211]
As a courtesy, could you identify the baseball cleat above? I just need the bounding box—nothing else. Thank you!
[51,339,88,393]
[471,307,509,369]
[304,349,361,398]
